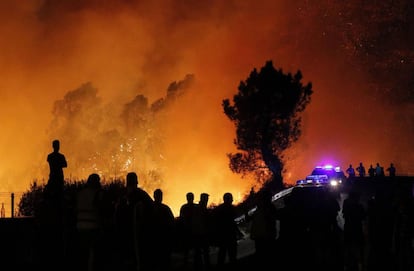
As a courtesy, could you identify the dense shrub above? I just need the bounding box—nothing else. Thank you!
[18,179,125,217]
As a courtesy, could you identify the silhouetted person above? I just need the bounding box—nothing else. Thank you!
[346,164,356,178]
[150,188,175,271]
[250,190,278,269]
[178,192,197,268]
[393,189,414,271]
[309,189,342,271]
[367,189,395,271]
[41,139,68,270]
[277,188,309,270]
[46,139,67,200]
[356,162,366,177]
[325,191,343,270]
[343,190,366,271]
[75,173,104,271]
[95,181,120,271]
[212,192,238,270]
[368,165,375,178]
[115,172,153,271]
[375,163,383,177]
[192,192,212,270]
[386,163,396,177]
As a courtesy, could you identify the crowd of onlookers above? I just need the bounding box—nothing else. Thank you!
[33,170,245,271]
[37,139,243,271]
[31,140,412,271]
[32,169,414,271]
[345,162,396,178]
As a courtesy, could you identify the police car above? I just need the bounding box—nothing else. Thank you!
[297,165,346,187]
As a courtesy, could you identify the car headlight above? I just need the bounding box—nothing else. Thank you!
[330,180,338,186]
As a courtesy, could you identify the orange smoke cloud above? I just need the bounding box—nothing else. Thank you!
[0,1,412,216]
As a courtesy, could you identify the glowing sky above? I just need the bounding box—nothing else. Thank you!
[0,1,413,215]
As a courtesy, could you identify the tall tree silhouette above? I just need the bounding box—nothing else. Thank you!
[222,60,313,189]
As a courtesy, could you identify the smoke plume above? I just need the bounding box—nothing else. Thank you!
[0,0,413,214]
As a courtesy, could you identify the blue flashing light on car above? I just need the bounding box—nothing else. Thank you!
[297,164,346,187]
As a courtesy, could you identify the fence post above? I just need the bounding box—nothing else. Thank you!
[11,193,14,218]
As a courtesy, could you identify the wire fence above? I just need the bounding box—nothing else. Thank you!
[0,192,24,218]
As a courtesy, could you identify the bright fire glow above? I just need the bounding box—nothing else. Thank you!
[0,1,412,216]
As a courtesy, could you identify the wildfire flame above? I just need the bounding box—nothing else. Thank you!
[0,1,413,216]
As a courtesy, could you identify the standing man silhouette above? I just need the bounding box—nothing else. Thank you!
[44,140,68,270]
[46,139,67,199]
[356,162,366,177]
[212,192,239,269]
[386,163,396,177]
